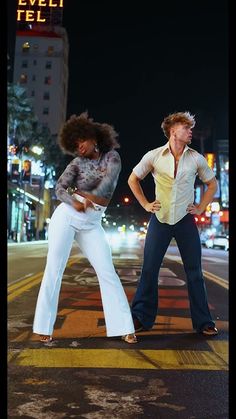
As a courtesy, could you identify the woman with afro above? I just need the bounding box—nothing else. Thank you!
[33,112,137,344]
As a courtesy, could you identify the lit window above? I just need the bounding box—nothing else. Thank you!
[22,42,30,52]
[43,92,50,100]
[47,46,54,56]
[20,74,27,84]
[43,107,49,115]
[44,76,52,85]
[45,61,52,69]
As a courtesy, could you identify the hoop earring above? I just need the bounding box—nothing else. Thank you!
[94,144,99,153]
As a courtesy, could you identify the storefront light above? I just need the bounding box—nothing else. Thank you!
[211,202,220,212]
[31,160,44,176]
[16,187,44,204]
[31,146,43,155]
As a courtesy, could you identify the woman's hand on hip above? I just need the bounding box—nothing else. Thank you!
[72,201,85,212]
[75,190,109,207]
[84,199,95,210]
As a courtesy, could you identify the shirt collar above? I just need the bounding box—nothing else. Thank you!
[162,142,190,156]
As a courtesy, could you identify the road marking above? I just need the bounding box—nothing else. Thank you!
[7,258,81,302]
[26,313,226,340]
[8,273,43,302]
[119,254,139,259]
[165,255,228,290]
[8,273,34,286]
[203,257,228,264]
[160,268,177,276]
[165,255,182,262]
[202,270,228,290]
[8,345,228,370]
[8,272,43,293]
[158,277,185,286]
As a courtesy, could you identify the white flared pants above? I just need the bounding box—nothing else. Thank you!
[33,201,135,337]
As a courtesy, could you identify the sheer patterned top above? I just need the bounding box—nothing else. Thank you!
[55,149,121,206]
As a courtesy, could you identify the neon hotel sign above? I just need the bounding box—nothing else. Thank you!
[17,0,64,23]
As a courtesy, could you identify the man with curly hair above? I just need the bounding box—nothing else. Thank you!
[128,111,218,336]
[33,112,137,344]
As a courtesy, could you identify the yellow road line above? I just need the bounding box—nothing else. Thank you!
[8,258,80,302]
[8,274,43,302]
[8,272,43,293]
[165,256,228,290]
[202,270,228,290]
[8,346,228,370]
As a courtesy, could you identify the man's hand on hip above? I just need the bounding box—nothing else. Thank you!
[144,200,161,213]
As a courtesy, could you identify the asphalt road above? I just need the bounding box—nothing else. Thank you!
[7,236,229,418]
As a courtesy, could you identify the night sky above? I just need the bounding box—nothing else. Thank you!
[7,0,229,202]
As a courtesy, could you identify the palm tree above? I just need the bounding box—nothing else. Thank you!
[31,123,70,179]
[8,83,69,178]
[7,82,37,151]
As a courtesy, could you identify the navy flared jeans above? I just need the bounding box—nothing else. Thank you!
[131,213,215,332]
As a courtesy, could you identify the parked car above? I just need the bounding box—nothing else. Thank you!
[205,235,229,251]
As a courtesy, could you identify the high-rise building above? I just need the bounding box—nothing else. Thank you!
[8,2,69,241]
[13,24,69,135]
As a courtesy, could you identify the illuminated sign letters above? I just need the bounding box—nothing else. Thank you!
[17,0,63,23]
[204,153,215,170]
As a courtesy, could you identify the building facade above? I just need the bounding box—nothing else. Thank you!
[13,25,69,135]
[194,139,229,236]
[8,11,69,241]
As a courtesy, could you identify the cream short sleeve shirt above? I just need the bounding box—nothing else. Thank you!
[133,142,215,225]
